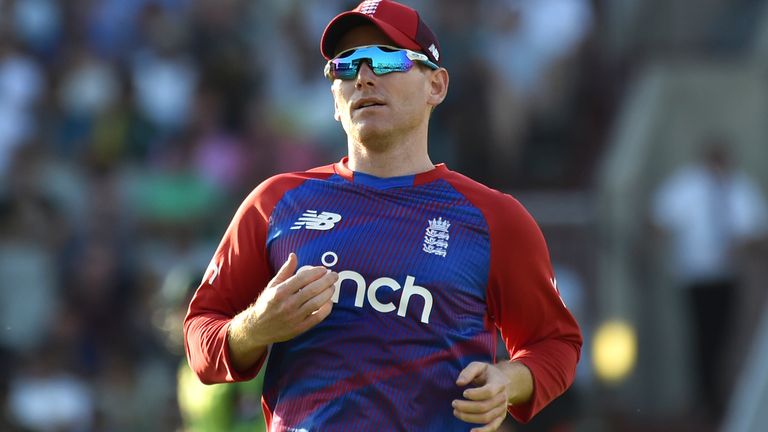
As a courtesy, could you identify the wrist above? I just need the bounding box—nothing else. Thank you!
[227,307,269,372]
[230,306,266,351]
[502,361,534,405]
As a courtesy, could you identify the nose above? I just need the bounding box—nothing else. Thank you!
[355,61,376,87]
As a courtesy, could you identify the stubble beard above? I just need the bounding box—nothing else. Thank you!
[348,110,426,155]
[349,121,398,154]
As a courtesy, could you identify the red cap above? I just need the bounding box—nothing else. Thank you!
[321,0,442,65]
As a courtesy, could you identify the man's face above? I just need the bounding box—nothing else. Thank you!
[329,25,437,149]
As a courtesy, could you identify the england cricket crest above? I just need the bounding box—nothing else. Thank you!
[422,217,450,257]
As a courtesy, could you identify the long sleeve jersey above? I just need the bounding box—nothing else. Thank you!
[184,159,582,431]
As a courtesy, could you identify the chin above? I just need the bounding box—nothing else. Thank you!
[354,135,394,153]
[351,123,391,146]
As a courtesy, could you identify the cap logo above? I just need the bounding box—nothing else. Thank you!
[360,0,382,15]
[428,44,439,61]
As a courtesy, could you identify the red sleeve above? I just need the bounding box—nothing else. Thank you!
[183,170,330,384]
[446,174,582,423]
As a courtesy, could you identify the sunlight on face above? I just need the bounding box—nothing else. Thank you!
[330,25,435,151]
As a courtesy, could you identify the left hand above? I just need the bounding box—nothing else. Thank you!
[452,361,511,432]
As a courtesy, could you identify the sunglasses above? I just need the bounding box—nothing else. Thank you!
[325,45,439,81]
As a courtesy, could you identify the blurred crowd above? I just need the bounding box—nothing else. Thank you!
[2,0,768,431]
[0,0,607,431]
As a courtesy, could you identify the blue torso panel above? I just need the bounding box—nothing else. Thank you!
[263,172,493,431]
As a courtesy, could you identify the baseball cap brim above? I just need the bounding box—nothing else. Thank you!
[321,12,422,60]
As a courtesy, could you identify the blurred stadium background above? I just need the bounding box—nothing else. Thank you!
[1,0,767,431]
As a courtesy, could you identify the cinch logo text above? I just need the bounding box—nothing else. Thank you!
[299,251,433,324]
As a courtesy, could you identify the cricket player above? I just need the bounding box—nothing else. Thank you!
[184,1,582,430]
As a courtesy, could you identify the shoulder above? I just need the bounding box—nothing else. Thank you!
[246,163,336,202]
[441,169,534,226]
[240,163,337,217]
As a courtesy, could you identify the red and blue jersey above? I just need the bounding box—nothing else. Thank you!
[184,159,582,431]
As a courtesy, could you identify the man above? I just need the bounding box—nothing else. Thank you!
[651,137,768,422]
[184,1,582,431]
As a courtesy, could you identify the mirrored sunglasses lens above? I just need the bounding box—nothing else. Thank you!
[329,47,414,80]
[372,62,412,74]
[330,59,358,79]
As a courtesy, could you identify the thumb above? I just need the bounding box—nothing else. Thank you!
[268,252,298,288]
[456,361,487,386]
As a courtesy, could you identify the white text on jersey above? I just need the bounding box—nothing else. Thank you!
[298,251,433,324]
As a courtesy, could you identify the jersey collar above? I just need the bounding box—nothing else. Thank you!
[334,157,448,189]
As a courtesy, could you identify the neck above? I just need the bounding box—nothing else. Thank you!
[347,126,434,178]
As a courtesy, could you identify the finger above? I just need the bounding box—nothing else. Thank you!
[297,271,338,304]
[463,383,502,401]
[453,403,507,426]
[298,275,338,315]
[452,392,505,414]
[311,297,334,318]
[280,265,328,294]
[268,253,298,288]
[457,362,487,386]
[295,300,334,334]
[305,299,334,324]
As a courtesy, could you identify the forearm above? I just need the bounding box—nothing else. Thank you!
[497,360,534,405]
[227,306,269,372]
[184,313,263,384]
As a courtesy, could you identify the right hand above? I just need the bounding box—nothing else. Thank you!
[242,252,338,346]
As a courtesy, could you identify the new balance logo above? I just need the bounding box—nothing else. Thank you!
[290,210,342,231]
[359,0,381,15]
[423,217,450,257]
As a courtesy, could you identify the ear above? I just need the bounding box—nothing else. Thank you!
[331,86,341,122]
[426,68,449,108]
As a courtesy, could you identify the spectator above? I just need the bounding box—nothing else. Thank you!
[0,35,44,176]
[54,40,121,157]
[7,348,94,432]
[651,136,768,424]
[10,0,63,59]
[131,4,197,136]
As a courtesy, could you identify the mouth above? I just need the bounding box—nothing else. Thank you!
[352,99,386,112]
